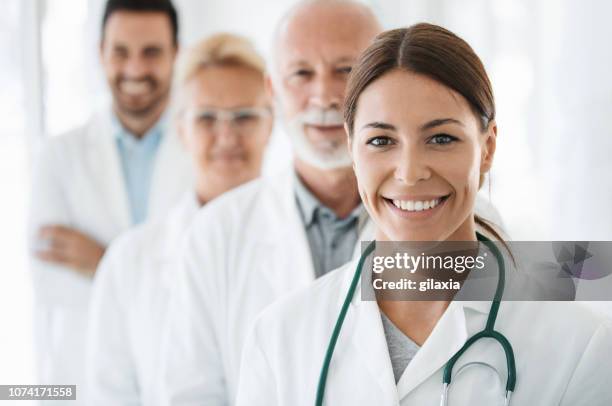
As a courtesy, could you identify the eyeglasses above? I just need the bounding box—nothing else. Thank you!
[186,107,272,134]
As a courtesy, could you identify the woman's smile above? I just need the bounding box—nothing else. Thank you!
[382,193,451,220]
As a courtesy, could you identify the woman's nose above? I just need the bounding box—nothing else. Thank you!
[214,122,241,147]
[393,145,431,185]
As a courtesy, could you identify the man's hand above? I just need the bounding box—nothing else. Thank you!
[36,225,106,278]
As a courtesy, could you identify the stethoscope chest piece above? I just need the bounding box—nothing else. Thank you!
[440,361,513,406]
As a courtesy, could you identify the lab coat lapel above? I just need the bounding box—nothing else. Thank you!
[353,214,374,258]
[257,169,316,289]
[396,302,471,400]
[260,168,371,285]
[346,281,399,404]
[158,193,199,263]
[157,193,200,290]
[336,264,399,405]
[87,108,131,230]
[257,168,371,292]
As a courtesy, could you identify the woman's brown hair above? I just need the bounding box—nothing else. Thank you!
[344,23,503,242]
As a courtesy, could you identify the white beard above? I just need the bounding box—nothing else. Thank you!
[282,107,352,170]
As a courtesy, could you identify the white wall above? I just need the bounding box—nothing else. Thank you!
[0,1,36,400]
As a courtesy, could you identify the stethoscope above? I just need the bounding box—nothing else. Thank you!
[315,232,516,406]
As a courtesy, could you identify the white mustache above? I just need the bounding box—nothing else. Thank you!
[298,108,344,126]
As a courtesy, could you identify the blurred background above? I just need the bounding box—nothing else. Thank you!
[1,0,610,390]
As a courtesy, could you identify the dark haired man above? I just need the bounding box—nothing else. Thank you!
[28,1,190,404]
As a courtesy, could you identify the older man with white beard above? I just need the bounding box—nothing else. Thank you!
[161,1,502,405]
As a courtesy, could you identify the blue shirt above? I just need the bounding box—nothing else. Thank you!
[113,115,165,225]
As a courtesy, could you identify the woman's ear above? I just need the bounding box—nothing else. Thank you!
[480,121,497,174]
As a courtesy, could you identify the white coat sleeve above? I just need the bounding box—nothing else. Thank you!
[29,139,72,303]
[234,319,278,406]
[86,240,140,406]
[160,220,229,405]
[559,320,612,405]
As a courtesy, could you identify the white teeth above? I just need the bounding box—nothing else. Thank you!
[120,81,150,96]
[391,198,443,212]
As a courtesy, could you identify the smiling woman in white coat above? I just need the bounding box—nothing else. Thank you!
[235,24,612,406]
[85,33,273,405]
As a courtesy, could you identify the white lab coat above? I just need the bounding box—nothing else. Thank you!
[161,168,503,405]
[236,259,612,406]
[86,193,199,406]
[28,107,192,404]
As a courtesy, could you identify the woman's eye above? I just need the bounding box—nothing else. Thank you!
[429,134,458,145]
[234,114,257,124]
[366,136,394,147]
[337,66,352,75]
[198,114,216,125]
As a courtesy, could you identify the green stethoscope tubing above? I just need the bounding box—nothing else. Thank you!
[315,232,516,406]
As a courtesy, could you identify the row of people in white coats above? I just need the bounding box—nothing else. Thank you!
[29,0,612,405]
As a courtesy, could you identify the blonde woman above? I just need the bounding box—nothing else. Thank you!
[85,33,273,405]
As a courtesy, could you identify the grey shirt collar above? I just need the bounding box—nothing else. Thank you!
[293,171,365,227]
